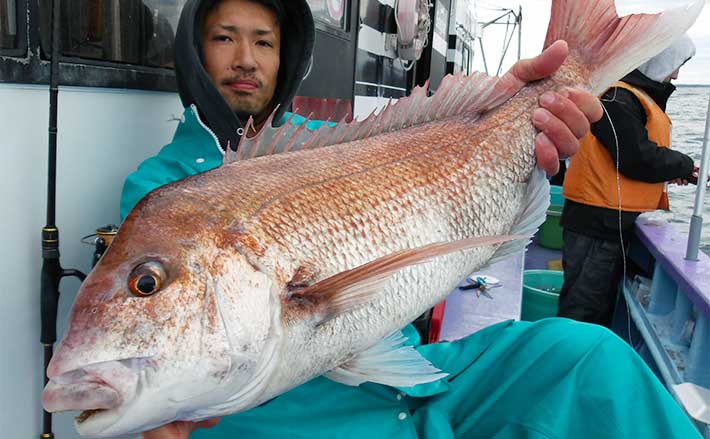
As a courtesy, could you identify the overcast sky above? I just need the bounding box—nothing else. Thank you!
[473,0,710,85]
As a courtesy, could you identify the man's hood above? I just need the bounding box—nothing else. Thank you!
[637,34,695,83]
[174,0,315,150]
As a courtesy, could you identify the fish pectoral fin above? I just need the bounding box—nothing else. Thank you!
[324,331,448,387]
[287,263,321,289]
[286,235,521,324]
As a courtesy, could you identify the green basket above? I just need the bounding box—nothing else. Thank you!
[537,205,564,249]
[521,270,563,321]
[536,185,565,249]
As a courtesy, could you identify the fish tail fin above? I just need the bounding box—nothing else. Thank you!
[544,0,703,95]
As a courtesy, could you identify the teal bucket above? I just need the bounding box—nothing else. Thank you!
[521,270,563,321]
[549,185,564,206]
[537,185,565,249]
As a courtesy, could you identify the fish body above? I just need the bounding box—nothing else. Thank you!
[229,88,540,389]
[41,0,703,436]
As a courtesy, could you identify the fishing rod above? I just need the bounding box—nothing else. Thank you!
[40,0,86,437]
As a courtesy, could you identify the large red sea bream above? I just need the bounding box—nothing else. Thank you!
[42,0,703,436]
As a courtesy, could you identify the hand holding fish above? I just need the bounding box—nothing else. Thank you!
[502,40,604,175]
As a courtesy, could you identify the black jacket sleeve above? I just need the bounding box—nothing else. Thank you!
[591,88,694,183]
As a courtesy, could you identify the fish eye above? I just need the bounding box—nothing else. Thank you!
[128,261,166,297]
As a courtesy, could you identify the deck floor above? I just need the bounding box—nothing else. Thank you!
[437,238,562,341]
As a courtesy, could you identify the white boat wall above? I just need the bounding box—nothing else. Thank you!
[1,83,182,439]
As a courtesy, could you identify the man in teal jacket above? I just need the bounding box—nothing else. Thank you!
[124,1,701,438]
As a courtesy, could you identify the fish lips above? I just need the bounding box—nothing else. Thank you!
[42,380,120,413]
[42,359,145,436]
[42,379,130,438]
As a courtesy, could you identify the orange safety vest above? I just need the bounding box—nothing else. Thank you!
[563,81,671,212]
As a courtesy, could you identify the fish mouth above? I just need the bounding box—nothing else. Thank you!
[43,379,128,436]
[43,359,145,435]
[43,378,121,412]
[74,406,125,435]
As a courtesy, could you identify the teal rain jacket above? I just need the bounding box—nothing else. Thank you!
[119,108,700,439]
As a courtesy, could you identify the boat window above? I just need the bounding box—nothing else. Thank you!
[39,0,182,68]
[0,0,18,49]
[307,0,348,32]
[2,1,350,91]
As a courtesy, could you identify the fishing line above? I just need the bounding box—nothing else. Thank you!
[601,89,633,346]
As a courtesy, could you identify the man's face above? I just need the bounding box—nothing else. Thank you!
[666,68,681,83]
[202,0,281,122]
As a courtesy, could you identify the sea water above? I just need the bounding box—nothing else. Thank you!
[646,85,710,255]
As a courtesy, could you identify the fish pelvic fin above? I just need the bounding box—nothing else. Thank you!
[285,235,522,325]
[324,331,447,387]
[545,0,703,96]
[225,71,514,167]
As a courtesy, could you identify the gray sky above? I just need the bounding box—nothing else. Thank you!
[474,0,710,84]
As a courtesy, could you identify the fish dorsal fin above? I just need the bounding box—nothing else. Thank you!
[225,71,504,165]
[324,331,447,387]
[285,234,522,325]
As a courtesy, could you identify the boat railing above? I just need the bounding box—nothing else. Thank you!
[622,216,710,437]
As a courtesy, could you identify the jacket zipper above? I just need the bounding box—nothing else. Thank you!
[191,104,224,155]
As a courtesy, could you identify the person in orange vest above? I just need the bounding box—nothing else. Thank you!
[558,35,698,326]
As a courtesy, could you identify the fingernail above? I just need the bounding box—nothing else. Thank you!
[537,131,552,146]
[558,88,570,98]
[534,108,550,124]
[540,92,555,106]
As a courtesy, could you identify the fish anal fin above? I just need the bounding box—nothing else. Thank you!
[285,234,521,325]
[324,331,447,387]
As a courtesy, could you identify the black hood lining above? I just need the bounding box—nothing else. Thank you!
[621,70,676,112]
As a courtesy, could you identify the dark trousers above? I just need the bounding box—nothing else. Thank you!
[557,229,625,326]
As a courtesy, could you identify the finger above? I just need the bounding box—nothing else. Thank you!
[535,132,560,176]
[495,41,570,101]
[142,426,178,439]
[195,418,221,429]
[564,87,603,123]
[533,108,580,159]
[538,91,590,139]
[508,40,569,84]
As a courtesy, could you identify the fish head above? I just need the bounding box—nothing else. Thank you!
[42,209,282,437]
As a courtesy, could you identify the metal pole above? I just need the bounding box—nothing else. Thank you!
[685,93,710,261]
[517,6,521,61]
[478,36,488,75]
